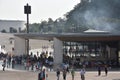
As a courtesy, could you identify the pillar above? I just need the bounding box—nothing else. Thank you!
[53,37,63,69]
[14,36,26,56]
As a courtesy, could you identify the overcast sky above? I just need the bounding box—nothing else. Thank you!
[0,0,80,23]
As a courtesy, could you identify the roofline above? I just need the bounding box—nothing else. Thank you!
[14,33,120,41]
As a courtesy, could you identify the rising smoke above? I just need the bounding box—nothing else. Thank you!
[72,0,120,32]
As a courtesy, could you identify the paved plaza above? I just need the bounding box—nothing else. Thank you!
[0,60,120,80]
[0,68,120,80]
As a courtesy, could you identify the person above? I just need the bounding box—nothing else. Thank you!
[71,68,75,80]
[42,69,46,80]
[63,69,67,80]
[56,68,60,80]
[46,72,48,80]
[38,69,46,80]
[97,65,101,76]
[104,65,108,76]
[38,70,43,80]
[66,66,69,73]
[2,59,6,71]
[12,58,15,69]
[80,68,86,80]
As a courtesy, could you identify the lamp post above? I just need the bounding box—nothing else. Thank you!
[24,3,31,55]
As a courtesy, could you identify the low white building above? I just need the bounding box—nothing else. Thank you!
[0,33,14,54]
[0,20,25,32]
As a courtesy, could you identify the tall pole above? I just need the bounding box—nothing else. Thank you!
[26,13,29,55]
[24,3,31,55]
[27,14,29,33]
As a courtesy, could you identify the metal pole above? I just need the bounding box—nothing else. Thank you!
[26,4,29,33]
[24,3,31,55]
[26,13,29,55]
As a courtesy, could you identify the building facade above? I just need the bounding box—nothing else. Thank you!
[14,32,120,68]
[0,20,25,32]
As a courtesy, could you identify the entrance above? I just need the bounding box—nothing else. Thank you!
[63,41,119,68]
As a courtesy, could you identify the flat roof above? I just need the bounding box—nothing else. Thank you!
[14,32,120,41]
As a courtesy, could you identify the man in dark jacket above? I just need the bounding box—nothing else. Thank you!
[38,71,42,80]
[38,69,45,80]
[56,68,60,80]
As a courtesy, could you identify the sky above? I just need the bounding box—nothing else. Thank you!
[0,0,80,23]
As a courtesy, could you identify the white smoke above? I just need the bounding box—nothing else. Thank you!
[84,10,115,31]
[72,0,120,32]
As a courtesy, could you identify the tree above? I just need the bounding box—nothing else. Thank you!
[9,27,17,33]
[40,20,48,33]
[29,23,40,33]
[1,29,7,33]
[28,0,120,33]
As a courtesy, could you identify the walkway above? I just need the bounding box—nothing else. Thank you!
[0,61,120,80]
[0,69,120,80]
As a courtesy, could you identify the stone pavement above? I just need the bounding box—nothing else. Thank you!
[48,71,120,80]
[0,61,120,80]
[0,69,120,80]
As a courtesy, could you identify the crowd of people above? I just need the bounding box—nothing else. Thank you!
[53,64,109,80]
[54,66,85,80]
[0,51,54,72]
[0,52,110,80]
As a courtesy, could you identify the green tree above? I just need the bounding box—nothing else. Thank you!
[9,27,17,33]
[1,29,7,33]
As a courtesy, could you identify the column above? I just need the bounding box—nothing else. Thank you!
[53,37,63,69]
[14,36,26,56]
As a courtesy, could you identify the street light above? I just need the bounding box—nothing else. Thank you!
[24,3,31,55]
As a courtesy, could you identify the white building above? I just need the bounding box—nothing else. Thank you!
[0,20,25,32]
[0,33,14,54]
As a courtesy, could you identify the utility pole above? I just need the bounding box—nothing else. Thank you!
[24,3,31,55]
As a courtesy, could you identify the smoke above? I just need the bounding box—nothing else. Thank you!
[84,9,115,31]
[73,0,120,32]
